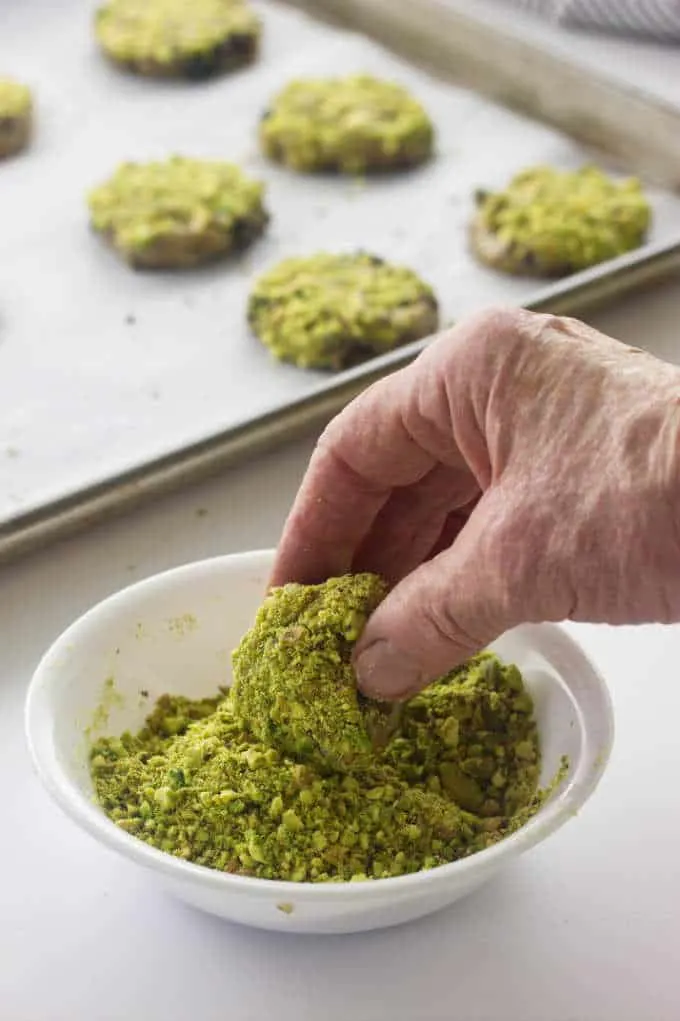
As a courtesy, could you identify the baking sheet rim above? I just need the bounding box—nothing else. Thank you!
[2,236,680,565]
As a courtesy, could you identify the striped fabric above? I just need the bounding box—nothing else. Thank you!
[508,0,680,40]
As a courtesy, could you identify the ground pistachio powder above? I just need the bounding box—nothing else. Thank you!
[90,574,563,883]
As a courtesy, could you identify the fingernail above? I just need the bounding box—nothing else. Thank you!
[354,640,424,701]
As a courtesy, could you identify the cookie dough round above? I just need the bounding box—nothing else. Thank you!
[88,156,268,268]
[248,252,439,370]
[94,0,261,79]
[260,75,434,174]
[0,78,32,159]
[232,573,397,772]
[471,165,651,277]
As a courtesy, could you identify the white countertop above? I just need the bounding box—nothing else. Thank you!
[2,7,680,1018]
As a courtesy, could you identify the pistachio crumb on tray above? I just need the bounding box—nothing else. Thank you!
[90,574,566,883]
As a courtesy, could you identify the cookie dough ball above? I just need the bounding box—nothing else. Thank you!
[0,78,32,159]
[471,165,651,277]
[87,156,268,269]
[260,74,434,174]
[248,252,439,370]
[232,574,398,771]
[94,0,261,79]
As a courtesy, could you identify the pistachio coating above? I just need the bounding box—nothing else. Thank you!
[248,252,439,370]
[471,164,651,277]
[260,74,434,174]
[232,574,396,771]
[0,78,32,159]
[87,156,268,268]
[94,0,261,79]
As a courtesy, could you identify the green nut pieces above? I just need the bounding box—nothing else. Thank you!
[232,574,393,771]
[90,648,557,882]
[248,251,439,370]
[471,164,651,277]
[89,574,566,883]
[87,156,268,268]
[95,0,261,79]
[260,74,435,174]
[0,78,33,159]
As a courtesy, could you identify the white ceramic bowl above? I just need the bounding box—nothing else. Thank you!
[26,549,614,934]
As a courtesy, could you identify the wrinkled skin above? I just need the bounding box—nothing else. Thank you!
[271,308,680,700]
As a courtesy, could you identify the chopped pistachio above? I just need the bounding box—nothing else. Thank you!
[260,74,434,174]
[90,575,566,883]
[472,164,651,277]
[87,156,268,268]
[95,0,261,79]
[232,574,391,769]
[248,251,439,371]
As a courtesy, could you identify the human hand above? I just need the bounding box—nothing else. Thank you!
[271,308,680,700]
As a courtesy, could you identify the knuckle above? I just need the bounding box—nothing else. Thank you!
[461,307,529,367]
[466,306,525,337]
[422,595,482,655]
[315,392,370,457]
[434,306,522,360]
[316,415,343,454]
[516,310,582,347]
[445,308,583,368]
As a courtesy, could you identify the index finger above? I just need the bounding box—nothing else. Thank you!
[270,339,463,586]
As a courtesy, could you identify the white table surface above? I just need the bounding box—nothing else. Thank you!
[3,8,680,1018]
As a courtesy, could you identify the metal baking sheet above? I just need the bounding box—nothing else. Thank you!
[2,0,680,563]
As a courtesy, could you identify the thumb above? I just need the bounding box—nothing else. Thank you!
[353,495,518,700]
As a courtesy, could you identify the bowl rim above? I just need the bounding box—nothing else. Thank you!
[25,548,615,900]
